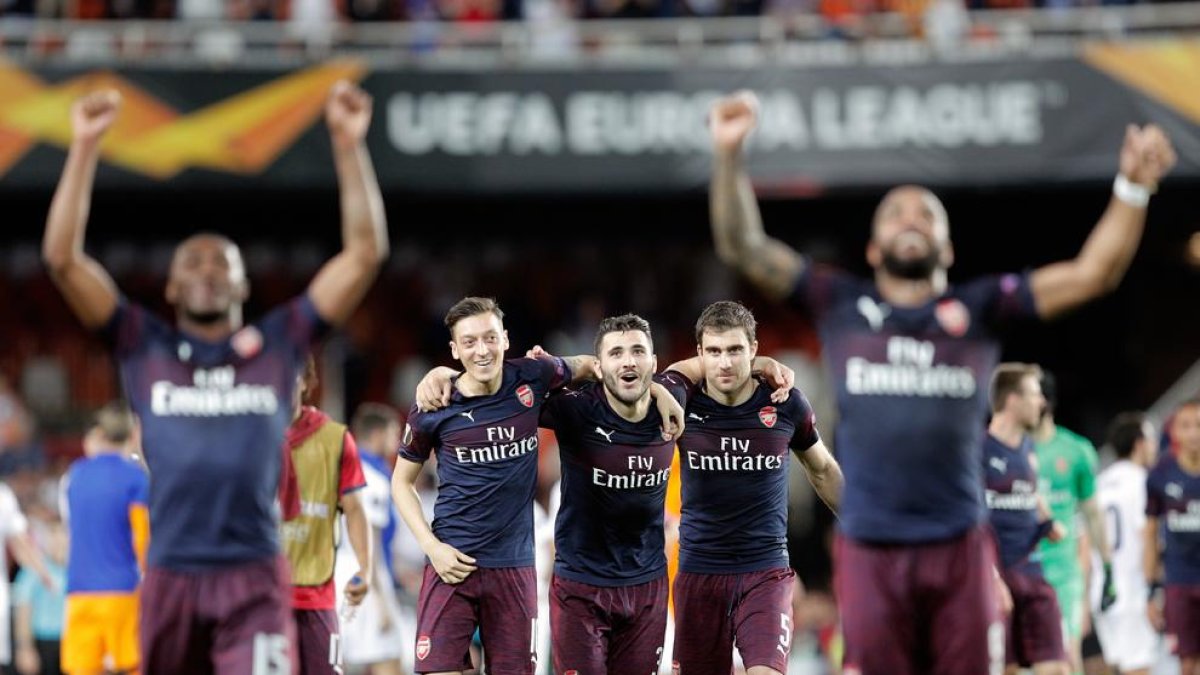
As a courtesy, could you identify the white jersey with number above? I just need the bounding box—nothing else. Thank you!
[1091,460,1159,671]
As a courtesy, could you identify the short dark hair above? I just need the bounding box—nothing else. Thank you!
[1040,370,1059,415]
[695,301,757,345]
[93,402,135,444]
[301,354,319,405]
[1107,412,1148,460]
[444,297,504,337]
[989,362,1042,414]
[594,314,653,355]
[351,403,401,440]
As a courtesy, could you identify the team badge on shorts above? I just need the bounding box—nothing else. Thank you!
[935,299,970,337]
[517,384,534,408]
[416,635,431,661]
[759,406,778,428]
[231,326,264,359]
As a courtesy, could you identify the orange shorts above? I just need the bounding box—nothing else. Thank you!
[62,592,140,674]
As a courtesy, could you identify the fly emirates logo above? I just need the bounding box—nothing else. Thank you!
[593,454,671,489]
[151,366,279,417]
[846,336,976,399]
[1166,501,1200,533]
[687,436,784,472]
[452,425,539,464]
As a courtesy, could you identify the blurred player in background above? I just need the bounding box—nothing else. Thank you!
[707,89,1176,674]
[0,469,55,672]
[1034,371,1116,674]
[42,81,388,673]
[1091,412,1160,675]
[986,364,1068,675]
[337,402,407,675]
[668,300,842,675]
[1145,400,1200,675]
[59,403,148,675]
[12,520,68,675]
[283,356,371,674]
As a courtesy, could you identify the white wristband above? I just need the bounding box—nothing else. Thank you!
[1113,174,1152,208]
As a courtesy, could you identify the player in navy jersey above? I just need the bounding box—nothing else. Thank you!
[985,364,1068,675]
[1145,400,1200,674]
[666,300,842,675]
[42,82,388,675]
[394,298,682,675]
[537,313,691,675]
[705,91,1176,674]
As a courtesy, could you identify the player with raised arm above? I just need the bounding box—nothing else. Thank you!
[985,364,1069,675]
[706,90,1176,674]
[665,300,842,675]
[42,82,388,674]
[1145,400,1200,675]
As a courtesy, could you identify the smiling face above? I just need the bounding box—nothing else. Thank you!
[165,234,249,326]
[594,329,656,406]
[449,312,509,389]
[867,186,953,281]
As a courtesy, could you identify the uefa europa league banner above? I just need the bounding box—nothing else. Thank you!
[1,41,1198,194]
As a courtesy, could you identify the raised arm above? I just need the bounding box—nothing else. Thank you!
[795,439,842,514]
[307,81,389,327]
[1030,124,1176,319]
[42,91,122,329]
[709,92,805,301]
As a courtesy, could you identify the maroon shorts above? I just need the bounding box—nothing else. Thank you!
[141,556,298,675]
[1003,567,1066,667]
[1165,584,1200,658]
[550,574,667,675]
[293,609,339,675]
[672,567,795,675]
[834,524,1003,675]
[414,564,537,674]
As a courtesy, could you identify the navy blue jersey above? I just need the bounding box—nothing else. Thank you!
[789,261,1037,543]
[105,295,326,571]
[541,372,690,587]
[675,376,820,574]
[983,434,1044,572]
[399,357,571,568]
[1146,455,1200,585]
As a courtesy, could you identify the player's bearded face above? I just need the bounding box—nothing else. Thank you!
[597,331,655,405]
[871,188,950,280]
[167,237,247,323]
[1172,405,1200,455]
[450,313,509,386]
[699,328,756,396]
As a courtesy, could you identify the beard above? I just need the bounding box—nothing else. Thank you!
[881,248,940,280]
[602,370,651,405]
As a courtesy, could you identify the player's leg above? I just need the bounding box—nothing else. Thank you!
[62,595,107,675]
[207,556,298,675]
[412,565,479,675]
[671,571,736,675]
[293,609,340,675]
[732,567,796,675]
[835,534,920,675]
[550,575,610,675]
[924,526,1004,675]
[105,592,141,675]
[1048,572,1084,675]
[606,576,668,675]
[477,567,538,675]
[139,566,210,675]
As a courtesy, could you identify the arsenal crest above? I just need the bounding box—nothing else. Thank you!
[517,384,534,408]
[759,406,778,428]
[935,299,970,337]
[416,635,431,661]
[231,326,263,359]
